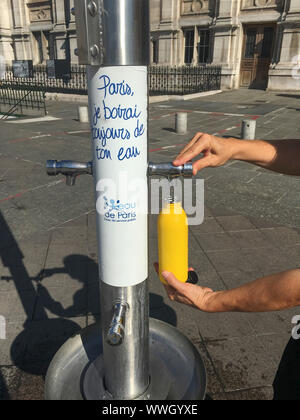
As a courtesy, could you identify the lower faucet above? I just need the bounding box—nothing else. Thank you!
[106,302,129,346]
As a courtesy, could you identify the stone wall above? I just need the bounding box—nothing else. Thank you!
[151,0,300,91]
[0,0,77,64]
[1,0,299,90]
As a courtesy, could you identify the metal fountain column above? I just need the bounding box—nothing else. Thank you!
[75,0,150,399]
[45,0,206,401]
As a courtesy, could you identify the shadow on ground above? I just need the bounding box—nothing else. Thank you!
[0,210,177,399]
[0,370,9,400]
[1,207,300,400]
[276,94,300,100]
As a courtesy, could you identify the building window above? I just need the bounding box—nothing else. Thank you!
[197,29,210,64]
[184,29,194,64]
[152,39,159,64]
[244,29,257,58]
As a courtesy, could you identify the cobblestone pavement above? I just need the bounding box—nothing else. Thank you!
[0,89,299,400]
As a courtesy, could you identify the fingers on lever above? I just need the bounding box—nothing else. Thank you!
[186,271,199,285]
[176,133,202,159]
[174,133,203,165]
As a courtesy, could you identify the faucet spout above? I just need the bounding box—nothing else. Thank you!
[148,162,193,178]
[106,302,129,346]
[46,160,93,186]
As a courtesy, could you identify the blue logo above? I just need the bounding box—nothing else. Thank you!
[103,196,136,222]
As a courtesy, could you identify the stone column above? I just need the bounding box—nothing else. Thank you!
[157,33,174,64]
[158,0,179,65]
[0,0,14,63]
[176,30,184,65]
[210,0,236,89]
[161,0,174,23]
[289,0,300,14]
[67,0,77,63]
[268,0,300,91]
[52,0,68,60]
[11,0,31,60]
[69,32,78,63]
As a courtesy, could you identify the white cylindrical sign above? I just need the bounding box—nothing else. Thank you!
[87,66,148,287]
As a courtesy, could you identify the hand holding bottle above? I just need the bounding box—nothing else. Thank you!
[154,263,216,312]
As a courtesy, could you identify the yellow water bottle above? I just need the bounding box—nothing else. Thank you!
[157,198,188,285]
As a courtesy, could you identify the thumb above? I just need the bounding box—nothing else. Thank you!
[161,271,186,293]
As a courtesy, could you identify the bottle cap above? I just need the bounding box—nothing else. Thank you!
[186,271,198,285]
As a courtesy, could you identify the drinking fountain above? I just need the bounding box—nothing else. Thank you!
[44,0,206,401]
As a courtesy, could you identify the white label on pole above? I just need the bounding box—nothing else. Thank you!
[87,66,148,287]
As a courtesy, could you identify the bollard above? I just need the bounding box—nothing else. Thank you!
[241,119,256,140]
[78,106,89,123]
[175,112,188,134]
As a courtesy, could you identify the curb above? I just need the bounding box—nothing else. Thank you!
[45,90,222,104]
[150,90,222,103]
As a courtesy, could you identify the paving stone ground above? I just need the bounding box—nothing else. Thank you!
[0,89,299,400]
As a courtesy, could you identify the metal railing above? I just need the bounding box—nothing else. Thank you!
[0,81,46,118]
[149,65,222,96]
[3,65,87,95]
[1,64,221,98]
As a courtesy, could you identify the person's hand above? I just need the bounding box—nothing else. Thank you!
[173,132,237,175]
[154,263,216,312]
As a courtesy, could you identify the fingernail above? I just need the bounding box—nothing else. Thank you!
[162,270,170,278]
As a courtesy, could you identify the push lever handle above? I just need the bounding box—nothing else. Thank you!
[148,162,193,178]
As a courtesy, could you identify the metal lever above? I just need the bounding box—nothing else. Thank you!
[106,302,128,346]
[46,160,93,186]
[148,162,193,178]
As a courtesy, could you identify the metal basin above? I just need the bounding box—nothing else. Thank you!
[45,318,207,400]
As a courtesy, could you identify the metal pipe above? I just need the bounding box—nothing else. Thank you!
[101,282,149,399]
[74,0,149,66]
[75,0,150,399]
[44,0,207,402]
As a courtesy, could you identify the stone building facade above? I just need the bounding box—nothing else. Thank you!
[0,0,77,66]
[0,1,299,91]
[150,0,300,90]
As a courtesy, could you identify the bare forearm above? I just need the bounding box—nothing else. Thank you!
[231,139,300,176]
[205,270,300,313]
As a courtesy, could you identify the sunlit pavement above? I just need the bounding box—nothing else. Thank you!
[0,89,299,400]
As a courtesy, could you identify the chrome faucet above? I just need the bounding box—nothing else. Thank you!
[45,157,196,347]
[106,302,128,346]
[46,160,93,186]
[148,162,193,178]
[46,160,193,186]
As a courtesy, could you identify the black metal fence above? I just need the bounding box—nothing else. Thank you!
[149,66,222,96]
[0,81,46,118]
[1,64,221,98]
[3,65,87,95]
